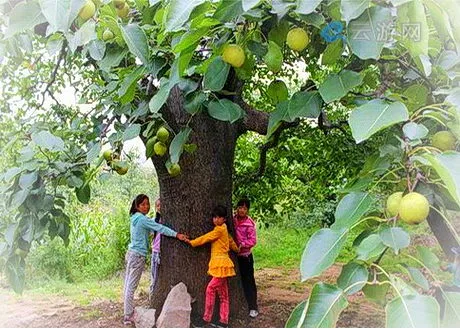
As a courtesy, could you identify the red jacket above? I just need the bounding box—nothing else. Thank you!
[233,215,257,257]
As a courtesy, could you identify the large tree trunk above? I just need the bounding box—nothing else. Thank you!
[149,87,252,322]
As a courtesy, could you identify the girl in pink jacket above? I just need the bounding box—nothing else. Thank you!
[233,198,258,318]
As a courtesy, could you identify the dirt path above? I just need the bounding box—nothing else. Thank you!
[0,265,384,328]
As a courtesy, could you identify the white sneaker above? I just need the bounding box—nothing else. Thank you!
[249,310,259,318]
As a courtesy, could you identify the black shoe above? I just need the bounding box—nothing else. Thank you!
[212,322,228,328]
[192,318,213,328]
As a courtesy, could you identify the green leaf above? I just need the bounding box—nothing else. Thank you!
[68,20,96,52]
[363,281,390,306]
[267,91,322,136]
[183,143,197,154]
[347,6,392,59]
[6,1,47,37]
[185,91,207,114]
[264,41,283,73]
[3,167,22,182]
[423,0,455,42]
[247,40,267,59]
[390,0,413,5]
[123,124,141,141]
[403,266,429,291]
[38,0,86,33]
[341,0,370,23]
[121,24,150,66]
[67,175,84,188]
[332,192,374,230]
[149,57,167,78]
[170,50,194,83]
[235,53,255,81]
[392,274,421,295]
[169,127,192,164]
[319,70,363,103]
[296,0,322,15]
[442,292,460,327]
[213,0,243,22]
[445,89,460,116]
[149,79,173,113]
[165,0,206,32]
[321,39,343,65]
[300,228,348,281]
[6,256,25,293]
[403,122,429,140]
[173,28,209,53]
[10,189,29,208]
[303,283,349,327]
[88,39,106,61]
[242,0,261,11]
[299,12,325,28]
[356,234,386,261]
[337,262,369,295]
[98,47,128,72]
[397,0,429,62]
[76,183,91,204]
[19,172,38,190]
[379,227,410,254]
[287,91,322,119]
[5,224,18,246]
[285,300,308,328]
[386,294,440,327]
[203,57,230,92]
[207,99,245,123]
[118,66,147,104]
[421,152,460,207]
[268,19,289,47]
[272,0,295,18]
[32,130,65,152]
[416,246,440,271]
[349,99,409,143]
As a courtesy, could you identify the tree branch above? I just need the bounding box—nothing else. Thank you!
[40,41,67,107]
[256,120,299,178]
[236,99,269,135]
[379,57,435,91]
[318,111,349,136]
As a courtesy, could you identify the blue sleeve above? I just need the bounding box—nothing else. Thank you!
[140,215,177,238]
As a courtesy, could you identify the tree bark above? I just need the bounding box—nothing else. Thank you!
[149,87,249,321]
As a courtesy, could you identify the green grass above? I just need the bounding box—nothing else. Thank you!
[23,271,153,307]
[253,226,320,269]
[25,275,123,305]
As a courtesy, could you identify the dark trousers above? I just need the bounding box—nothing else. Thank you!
[237,254,258,311]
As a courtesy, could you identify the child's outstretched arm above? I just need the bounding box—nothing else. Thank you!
[229,235,240,253]
[140,214,186,240]
[189,226,223,247]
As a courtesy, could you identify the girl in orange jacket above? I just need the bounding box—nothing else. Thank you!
[188,205,239,328]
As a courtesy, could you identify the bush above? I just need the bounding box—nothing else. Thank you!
[25,160,158,284]
[27,238,73,282]
[234,122,377,228]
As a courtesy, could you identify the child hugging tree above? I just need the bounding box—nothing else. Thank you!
[187,205,240,328]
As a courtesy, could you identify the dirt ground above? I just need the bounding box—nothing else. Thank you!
[0,264,385,328]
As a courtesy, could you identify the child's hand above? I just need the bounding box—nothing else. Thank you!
[176,233,188,242]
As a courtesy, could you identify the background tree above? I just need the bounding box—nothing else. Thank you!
[0,0,459,326]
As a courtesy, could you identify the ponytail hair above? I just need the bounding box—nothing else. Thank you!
[129,194,149,215]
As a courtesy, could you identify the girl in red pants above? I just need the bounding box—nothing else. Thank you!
[188,205,239,327]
